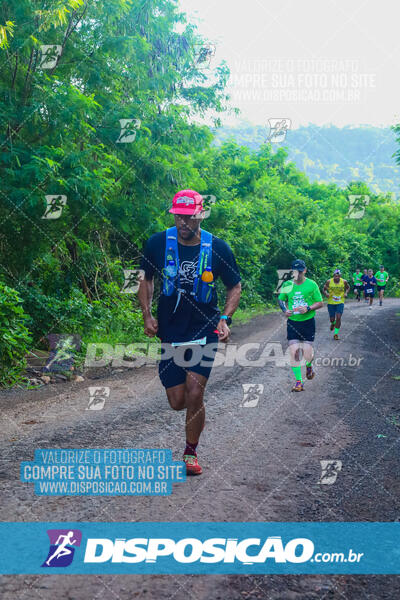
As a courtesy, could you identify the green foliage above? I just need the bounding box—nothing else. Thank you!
[214,122,400,196]
[191,141,400,300]
[0,282,31,385]
[0,1,400,387]
[88,282,147,347]
[0,20,15,50]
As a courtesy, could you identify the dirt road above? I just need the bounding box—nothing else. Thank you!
[1,299,399,599]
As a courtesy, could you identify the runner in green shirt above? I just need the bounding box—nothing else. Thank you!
[374,265,389,306]
[352,268,363,302]
[278,259,324,392]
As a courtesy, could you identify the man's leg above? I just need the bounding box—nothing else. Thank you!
[177,371,208,475]
[166,384,186,411]
[333,311,342,339]
[165,374,206,476]
[289,340,303,391]
[162,350,187,410]
[303,341,314,372]
[183,334,219,474]
[185,371,207,448]
[328,305,336,330]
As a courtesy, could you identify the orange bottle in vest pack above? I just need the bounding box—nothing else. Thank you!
[201,266,214,283]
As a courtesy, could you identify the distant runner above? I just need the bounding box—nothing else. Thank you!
[138,189,241,475]
[323,269,350,340]
[352,267,363,301]
[362,268,369,303]
[363,268,377,309]
[278,259,324,392]
[374,265,389,306]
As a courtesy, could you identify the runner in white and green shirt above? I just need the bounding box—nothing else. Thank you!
[278,259,324,392]
[374,265,389,306]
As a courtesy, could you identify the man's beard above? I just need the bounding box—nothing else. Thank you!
[179,226,198,239]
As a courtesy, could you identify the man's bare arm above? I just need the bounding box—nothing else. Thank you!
[138,276,153,315]
[217,282,242,342]
[138,277,158,337]
[222,282,242,317]
[310,300,324,310]
[296,300,324,314]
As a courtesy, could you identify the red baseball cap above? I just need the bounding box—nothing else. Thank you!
[169,189,203,215]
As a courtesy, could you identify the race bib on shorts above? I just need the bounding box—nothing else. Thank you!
[171,337,207,347]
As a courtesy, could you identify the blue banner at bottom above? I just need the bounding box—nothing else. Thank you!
[0,522,399,574]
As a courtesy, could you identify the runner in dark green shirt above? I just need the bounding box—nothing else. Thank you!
[352,268,363,302]
[374,265,389,306]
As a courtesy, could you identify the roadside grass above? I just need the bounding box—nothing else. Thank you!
[233,303,276,325]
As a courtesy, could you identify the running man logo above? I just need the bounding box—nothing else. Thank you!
[275,269,294,294]
[116,119,141,143]
[241,384,264,408]
[267,118,291,143]
[194,43,216,69]
[39,45,62,69]
[42,195,67,219]
[193,195,216,219]
[87,386,110,411]
[347,195,370,219]
[42,529,82,568]
[121,269,145,294]
[318,460,342,485]
[43,334,81,373]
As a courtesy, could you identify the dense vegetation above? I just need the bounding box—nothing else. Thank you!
[1,0,399,384]
[214,122,400,195]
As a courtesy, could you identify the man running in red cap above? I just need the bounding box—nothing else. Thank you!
[138,190,242,475]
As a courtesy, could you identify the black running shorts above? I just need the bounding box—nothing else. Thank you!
[287,317,316,343]
[158,333,219,389]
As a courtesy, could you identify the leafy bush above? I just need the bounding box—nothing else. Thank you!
[0,282,32,386]
[20,280,146,371]
[21,286,94,343]
[86,282,146,347]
